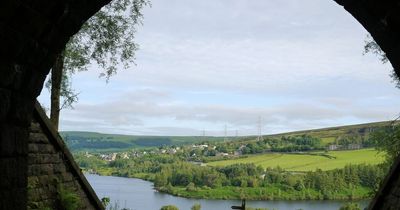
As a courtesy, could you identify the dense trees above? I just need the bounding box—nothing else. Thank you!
[150,161,384,200]
[240,135,324,154]
[75,147,385,200]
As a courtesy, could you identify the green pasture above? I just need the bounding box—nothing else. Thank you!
[207,149,384,171]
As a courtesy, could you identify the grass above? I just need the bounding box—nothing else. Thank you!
[207,149,384,171]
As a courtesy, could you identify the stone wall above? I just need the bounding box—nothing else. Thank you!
[0,1,110,208]
[27,102,103,210]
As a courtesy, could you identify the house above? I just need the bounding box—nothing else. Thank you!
[216,152,229,157]
[120,152,129,159]
[327,144,339,151]
[347,144,362,150]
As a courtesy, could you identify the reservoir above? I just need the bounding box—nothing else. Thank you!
[85,174,369,210]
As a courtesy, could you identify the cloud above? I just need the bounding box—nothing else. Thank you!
[35,0,400,136]
[59,87,400,135]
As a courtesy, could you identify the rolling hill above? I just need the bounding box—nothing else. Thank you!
[60,131,226,152]
[61,120,392,152]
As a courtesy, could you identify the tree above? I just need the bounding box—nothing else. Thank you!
[364,35,400,88]
[370,123,400,167]
[100,197,110,207]
[47,0,150,130]
[186,182,196,192]
[160,205,179,210]
[191,203,201,210]
[339,202,361,210]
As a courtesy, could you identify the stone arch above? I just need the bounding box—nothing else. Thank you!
[0,0,399,209]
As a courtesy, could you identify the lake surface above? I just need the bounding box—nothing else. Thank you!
[85,174,369,210]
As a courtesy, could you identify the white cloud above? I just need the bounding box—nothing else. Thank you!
[37,0,400,136]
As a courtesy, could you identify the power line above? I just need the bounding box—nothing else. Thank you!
[257,116,263,141]
[224,124,228,142]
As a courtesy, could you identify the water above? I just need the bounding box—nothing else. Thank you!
[85,174,369,210]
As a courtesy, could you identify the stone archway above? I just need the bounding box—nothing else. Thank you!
[0,0,399,209]
[0,1,112,209]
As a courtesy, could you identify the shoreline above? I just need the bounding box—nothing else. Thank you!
[86,172,373,202]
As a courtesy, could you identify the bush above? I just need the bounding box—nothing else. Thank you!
[191,203,201,210]
[160,205,179,210]
[339,202,361,210]
[58,184,80,210]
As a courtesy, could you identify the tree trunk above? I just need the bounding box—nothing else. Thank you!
[50,52,64,131]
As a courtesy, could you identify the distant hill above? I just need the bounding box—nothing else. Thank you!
[60,131,226,152]
[264,121,391,144]
[61,121,392,152]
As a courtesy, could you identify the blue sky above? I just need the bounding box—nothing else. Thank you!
[38,0,400,136]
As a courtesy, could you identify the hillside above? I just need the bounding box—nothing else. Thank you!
[207,148,385,171]
[60,131,226,152]
[264,121,391,144]
[61,120,392,152]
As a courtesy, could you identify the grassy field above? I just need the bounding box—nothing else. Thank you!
[207,149,385,171]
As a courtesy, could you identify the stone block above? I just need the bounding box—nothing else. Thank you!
[29,143,54,154]
[28,153,37,165]
[32,153,62,164]
[9,94,35,126]
[61,172,74,182]
[0,89,11,121]
[29,122,41,133]
[29,163,57,176]
[54,163,67,174]
[0,124,28,156]
[28,164,41,176]
[0,124,16,156]
[27,188,41,202]
[39,164,55,175]
[27,176,39,189]
[15,125,28,155]
[28,143,39,154]
[29,132,49,144]
[38,174,49,185]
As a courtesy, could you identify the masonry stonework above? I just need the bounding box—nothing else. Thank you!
[27,103,103,209]
[0,1,111,208]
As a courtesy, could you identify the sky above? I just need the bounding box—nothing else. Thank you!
[38,0,400,136]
